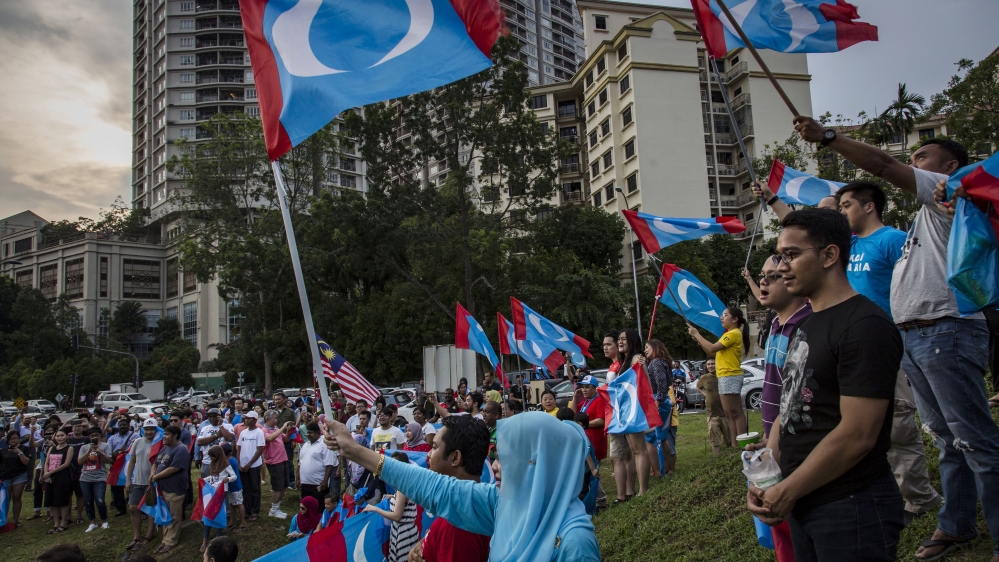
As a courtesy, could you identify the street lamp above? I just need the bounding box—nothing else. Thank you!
[615,187,642,339]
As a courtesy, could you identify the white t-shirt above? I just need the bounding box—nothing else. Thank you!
[198,422,235,464]
[236,427,265,468]
[298,439,338,486]
[370,426,406,453]
[346,414,375,432]
[422,422,437,437]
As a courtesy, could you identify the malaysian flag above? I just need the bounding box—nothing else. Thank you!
[316,337,380,405]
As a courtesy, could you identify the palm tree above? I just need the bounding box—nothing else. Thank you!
[109,301,147,347]
[880,83,926,146]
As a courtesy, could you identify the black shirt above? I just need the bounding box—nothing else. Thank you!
[778,295,902,514]
[509,385,525,411]
[154,443,191,495]
[0,444,30,480]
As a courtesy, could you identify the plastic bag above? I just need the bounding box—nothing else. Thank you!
[741,448,782,490]
[947,197,999,315]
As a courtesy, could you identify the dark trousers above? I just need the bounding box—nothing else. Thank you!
[33,471,44,509]
[110,485,127,515]
[80,481,108,522]
[244,466,262,516]
[284,441,295,486]
[985,308,999,390]
[327,468,341,501]
[300,484,324,506]
[788,472,904,562]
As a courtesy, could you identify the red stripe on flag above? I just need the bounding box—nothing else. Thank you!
[448,0,505,57]
[621,209,661,254]
[690,0,729,59]
[455,303,472,349]
[572,334,593,358]
[306,520,348,560]
[239,0,292,161]
[510,297,527,341]
[634,364,663,428]
[818,1,878,51]
[767,159,786,193]
[542,350,566,374]
[497,313,511,355]
[717,215,747,234]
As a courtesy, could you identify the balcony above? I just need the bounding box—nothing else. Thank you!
[560,135,578,145]
[699,69,708,82]
[196,18,218,30]
[560,162,581,174]
[737,123,755,138]
[557,107,577,119]
[724,61,749,82]
[562,190,584,203]
[719,190,758,208]
[730,92,751,112]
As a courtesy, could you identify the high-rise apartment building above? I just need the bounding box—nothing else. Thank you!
[501,0,586,86]
[532,0,812,274]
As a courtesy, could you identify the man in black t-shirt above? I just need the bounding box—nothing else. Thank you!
[747,209,904,561]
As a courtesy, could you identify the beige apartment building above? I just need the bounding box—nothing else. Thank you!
[531,0,812,274]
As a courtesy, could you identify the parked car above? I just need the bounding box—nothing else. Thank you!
[679,361,766,411]
[383,389,417,426]
[28,399,57,415]
[129,404,168,420]
[228,386,258,398]
[100,393,152,410]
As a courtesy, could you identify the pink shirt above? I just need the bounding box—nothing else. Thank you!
[261,425,288,465]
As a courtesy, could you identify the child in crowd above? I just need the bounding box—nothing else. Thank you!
[318,493,337,531]
[200,446,237,554]
[220,444,245,531]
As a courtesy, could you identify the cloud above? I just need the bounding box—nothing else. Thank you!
[0,1,132,222]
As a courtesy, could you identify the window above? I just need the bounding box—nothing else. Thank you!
[179,20,194,30]
[166,307,178,319]
[180,55,194,66]
[14,237,32,253]
[39,264,58,301]
[123,259,160,299]
[587,101,595,117]
[179,91,194,102]
[183,268,197,293]
[340,175,356,188]
[245,69,253,82]
[627,173,638,193]
[246,106,260,117]
[594,15,607,30]
[598,88,607,106]
[166,258,179,297]
[618,43,628,61]
[180,2,194,12]
[531,95,548,109]
[246,88,257,100]
[179,128,195,138]
[180,73,193,83]
[180,109,195,120]
[99,257,108,297]
[745,212,755,222]
[622,106,633,127]
[63,258,85,299]
[596,57,606,74]
[183,302,197,345]
[585,71,593,88]
[180,37,194,48]
[227,299,243,342]
[603,151,612,167]
[625,139,636,159]
[605,184,615,201]
[918,128,935,140]
[593,192,602,206]
[600,119,610,136]
[632,240,643,261]
[98,309,108,338]
[15,269,32,289]
[591,161,600,178]
[589,130,598,147]
[619,73,630,94]
[731,56,740,65]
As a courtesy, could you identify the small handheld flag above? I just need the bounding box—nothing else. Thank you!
[622,210,745,254]
[192,479,228,529]
[138,484,174,527]
[316,337,381,406]
[455,303,505,387]
[598,364,662,434]
[657,264,728,337]
[510,297,592,358]
[767,160,845,207]
[690,0,878,59]
[497,313,566,373]
[106,453,131,487]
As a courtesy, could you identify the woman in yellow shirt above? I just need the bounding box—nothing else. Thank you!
[688,307,750,447]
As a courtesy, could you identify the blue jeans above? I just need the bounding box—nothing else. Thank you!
[902,317,999,554]
[788,471,903,562]
[79,480,108,522]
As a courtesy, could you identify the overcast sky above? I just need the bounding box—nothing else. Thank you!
[1,0,997,223]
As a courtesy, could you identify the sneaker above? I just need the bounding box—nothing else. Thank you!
[272,510,288,519]
[85,523,99,533]
[101,522,110,529]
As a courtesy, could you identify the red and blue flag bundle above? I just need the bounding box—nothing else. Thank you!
[0,480,13,533]
[767,159,846,206]
[138,484,174,527]
[497,313,565,373]
[241,0,504,160]
[147,427,164,464]
[598,364,663,434]
[455,303,505,387]
[656,264,728,337]
[191,479,228,529]
[287,426,304,445]
[510,297,592,358]
[690,0,878,58]
[622,210,745,254]
[106,453,131,487]
[946,154,999,315]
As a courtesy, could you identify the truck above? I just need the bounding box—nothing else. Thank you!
[108,380,165,401]
[422,345,478,393]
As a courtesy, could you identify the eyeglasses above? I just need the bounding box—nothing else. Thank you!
[758,273,784,284]
[773,246,828,265]
[169,419,181,423]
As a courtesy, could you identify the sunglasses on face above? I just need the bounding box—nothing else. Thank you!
[759,273,784,284]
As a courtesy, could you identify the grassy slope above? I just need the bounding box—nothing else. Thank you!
[3,412,994,561]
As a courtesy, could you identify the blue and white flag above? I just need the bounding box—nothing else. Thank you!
[598,365,663,434]
[768,159,846,206]
[656,264,728,338]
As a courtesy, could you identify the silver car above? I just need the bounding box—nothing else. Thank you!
[681,363,766,411]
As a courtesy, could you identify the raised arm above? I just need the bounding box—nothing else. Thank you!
[688,325,725,354]
[751,181,791,221]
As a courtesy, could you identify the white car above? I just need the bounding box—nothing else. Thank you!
[28,399,58,414]
[100,393,152,411]
[129,404,169,420]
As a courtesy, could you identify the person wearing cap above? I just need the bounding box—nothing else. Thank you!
[107,412,137,517]
[125,419,160,550]
[235,410,265,521]
[197,408,235,476]
[573,375,608,509]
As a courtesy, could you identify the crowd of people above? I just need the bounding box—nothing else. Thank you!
[2,110,997,562]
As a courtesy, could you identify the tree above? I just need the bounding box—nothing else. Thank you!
[881,83,926,144]
[927,50,999,158]
[109,301,147,347]
[41,196,151,242]
[151,316,181,348]
[0,288,69,367]
[146,338,199,392]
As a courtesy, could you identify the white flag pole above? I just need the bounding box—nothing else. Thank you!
[271,160,334,420]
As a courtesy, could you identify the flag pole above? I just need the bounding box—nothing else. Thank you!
[708,56,764,270]
[271,160,334,420]
[647,257,690,326]
[647,295,660,340]
[713,0,800,118]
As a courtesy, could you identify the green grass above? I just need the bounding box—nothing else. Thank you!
[593,411,995,561]
[4,413,995,561]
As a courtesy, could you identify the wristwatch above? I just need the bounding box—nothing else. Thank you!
[820,128,837,146]
[766,195,780,206]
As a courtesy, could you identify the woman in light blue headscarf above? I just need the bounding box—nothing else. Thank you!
[324,412,600,562]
